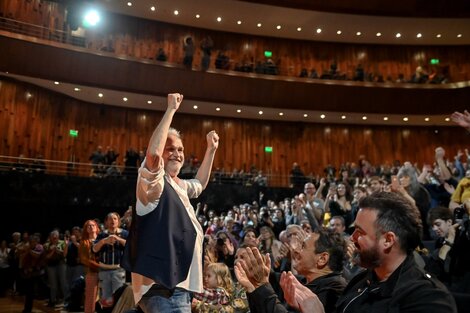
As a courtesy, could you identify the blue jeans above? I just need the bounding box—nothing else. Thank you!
[98,268,126,301]
[139,288,191,313]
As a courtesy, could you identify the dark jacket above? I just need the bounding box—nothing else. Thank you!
[336,254,457,313]
[122,179,196,289]
[247,271,346,313]
[247,256,456,313]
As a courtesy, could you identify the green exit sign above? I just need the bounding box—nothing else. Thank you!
[69,129,79,137]
[264,50,272,58]
[265,146,273,153]
[430,59,440,65]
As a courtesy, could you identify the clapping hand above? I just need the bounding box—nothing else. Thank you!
[280,271,325,313]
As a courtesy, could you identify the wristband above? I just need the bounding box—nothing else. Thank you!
[443,240,453,247]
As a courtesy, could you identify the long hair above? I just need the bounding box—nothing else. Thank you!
[81,220,100,241]
[207,262,233,294]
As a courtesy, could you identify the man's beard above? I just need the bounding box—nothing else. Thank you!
[165,160,182,176]
[353,244,381,269]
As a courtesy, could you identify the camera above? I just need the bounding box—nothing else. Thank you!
[454,205,467,222]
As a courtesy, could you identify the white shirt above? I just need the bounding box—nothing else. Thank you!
[131,158,204,304]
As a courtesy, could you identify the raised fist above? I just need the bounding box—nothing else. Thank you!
[206,130,219,150]
[167,93,183,110]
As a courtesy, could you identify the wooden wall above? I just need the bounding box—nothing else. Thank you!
[1,0,469,82]
[0,80,465,186]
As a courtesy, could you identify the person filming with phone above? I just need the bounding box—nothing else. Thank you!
[425,204,470,293]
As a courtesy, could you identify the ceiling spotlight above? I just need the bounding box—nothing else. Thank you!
[424,117,430,122]
[337,30,342,35]
[74,87,80,91]
[320,114,326,119]
[98,93,103,98]
[356,31,362,36]
[193,105,198,109]
[279,112,284,116]
[127,2,132,7]
[396,33,401,38]
[445,117,450,121]
[195,14,200,18]
[123,97,128,101]
[383,117,389,121]
[257,23,262,27]
[216,107,221,111]
[216,17,222,22]
[341,115,346,119]
[83,10,100,27]
[237,109,241,113]
[457,34,462,38]
[174,10,179,15]
[258,110,263,115]
[237,20,242,25]
[54,81,59,85]
[147,100,152,104]
[416,33,422,38]
[362,116,367,120]
[376,32,381,37]
[297,27,302,32]
[316,28,322,34]
[403,117,409,121]
[436,34,442,38]
[150,6,156,11]
[276,25,281,30]
[303,114,308,118]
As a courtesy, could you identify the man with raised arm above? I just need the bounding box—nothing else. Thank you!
[122,93,219,313]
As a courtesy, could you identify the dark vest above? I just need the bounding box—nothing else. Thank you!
[122,178,197,289]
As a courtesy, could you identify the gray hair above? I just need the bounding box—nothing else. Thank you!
[168,127,181,139]
[397,166,420,196]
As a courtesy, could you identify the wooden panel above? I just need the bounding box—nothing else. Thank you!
[1,35,468,116]
[0,80,465,186]
[1,0,470,82]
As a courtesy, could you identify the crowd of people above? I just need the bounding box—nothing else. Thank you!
[1,108,470,313]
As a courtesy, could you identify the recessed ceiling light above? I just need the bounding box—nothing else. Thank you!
[54,81,59,85]
[383,117,389,121]
[337,30,342,35]
[356,31,362,36]
[216,17,222,22]
[193,105,198,109]
[150,6,156,11]
[445,117,450,121]
[276,25,281,30]
[341,115,346,119]
[376,32,381,37]
[147,100,152,104]
[320,114,326,119]
[416,33,422,38]
[297,27,302,32]
[257,23,262,27]
[174,10,179,15]
[396,33,401,38]
[303,114,308,118]
[258,111,263,115]
[74,87,80,91]
[362,116,367,120]
[403,117,409,121]
[436,34,442,38]
[98,93,103,98]
[237,109,241,113]
[316,28,322,34]
[457,34,462,38]
[127,2,132,7]
[195,14,200,19]
[123,97,128,101]
[424,117,430,121]
[279,112,284,116]
[216,107,221,111]
[237,20,242,25]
